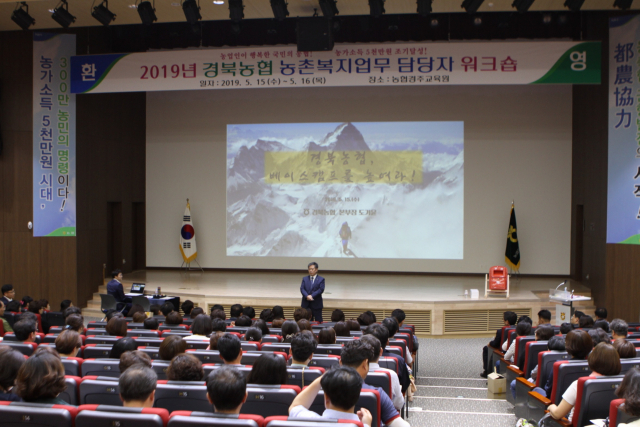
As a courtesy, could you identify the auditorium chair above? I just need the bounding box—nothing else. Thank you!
[349,331,363,337]
[184,340,210,350]
[82,344,113,358]
[127,329,161,337]
[152,360,171,380]
[127,322,147,330]
[44,334,87,345]
[58,376,81,405]
[265,416,363,427]
[307,355,340,370]
[154,381,211,412]
[314,345,343,356]
[81,359,121,378]
[0,401,78,427]
[261,335,283,343]
[261,343,291,353]
[168,412,264,427]
[242,351,288,366]
[188,350,225,363]
[3,332,44,343]
[506,341,548,405]
[610,398,640,426]
[387,339,406,359]
[135,337,166,347]
[203,364,252,380]
[79,378,123,406]
[241,341,262,351]
[383,346,403,358]
[285,367,324,388]
[228,327,250,334]
[306,390,380,427]
[44,311,66,328]
[365,371,392,399]
[85,335,122,345]
[4,311,17,328]
[159,325,188,331]
[76,405,169,427]
[0,341,38,355]
[270,329,282,336]
[60,357,83,376]
[336,337,356,345]
[163,332,193,339]
[84,328,109,336]
[141,347,162,359]
[241,385,301,417]
[378,357,398,374]
[87,322,108,328]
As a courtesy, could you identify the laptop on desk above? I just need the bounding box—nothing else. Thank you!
[125,283,146,297]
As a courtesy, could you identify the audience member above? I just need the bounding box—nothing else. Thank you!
[361,334,404,411]
[612,318,630,340]
[571,310,585,326]
[288,366,372,427]
[243,306,256,319]
[110,337,139,359]
[63,306,81,319]
[318,327,336,344]
[211,309,226,321]
[259,308,274,323]
[537,330,592,398]
[150,304,161,316]
[0,284,15,307]
[504,321,532,363]
[365,311,377,323]
[120,350,152,373]
[391,308,419,354]
[132,312,147,323]
[235,315,252,327]
[187,314,213,340]
[209,332,225,350]
[588,328,610,346]
[15,349,66,404]
[13,319,36,342]
[167,353,204,381]
[537,309,552,326]
[6,301,21,314]
[614,339,638,359]
[365,323,410,394]
[27,300,43,315]
[55,330,81,357]
[0,346,24,402]
[119,365,157,408]
[579,315,595,329]
[230,304,243,320]
[615,367,640,425]
[293,308,307,322]
[272,318,284,328]
[529,336,565,383]
[253,319,270,335]
[331,309,345,322]
[20,296,33,312]
[0,301,13,333]
[246,353,288,385]
[357,312,374,326]
[244,327,263,343]
[211,304,225,313]
[39,299,50,311]
[128,304,146,318]
[144,317,159,330]
[560,322,573,335]
[218,333,243,365]
[290,331,317,367]
[60,299,72,312]
[165,311,183,325]
[106,310,124,322]
[190,307,205,317]
[65,313,84,333]
[206,365,247,413]
[282,320,300,343]
[160,302,175,316]
[159,335,188,361]
[212,318,227,332]
[272,305,285,320]
[334,321,350,337]
[509,326,555,397]
[382,316,413,365]
[297,319,312,332]
[594,319,610,333]
[347,319,361,331]
[106,316,128,337]
[182,300,195,317]
[481,310,517,378]
[595,307,608,322]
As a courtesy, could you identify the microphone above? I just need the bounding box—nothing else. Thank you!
[555,280,567,291]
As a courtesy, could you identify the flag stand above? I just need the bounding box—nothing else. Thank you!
[181,259,204,272]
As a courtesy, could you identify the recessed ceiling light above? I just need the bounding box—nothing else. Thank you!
[171,2,179,6]
[128,4,137,8]
[213,0,224,4]
[48,8,55,12]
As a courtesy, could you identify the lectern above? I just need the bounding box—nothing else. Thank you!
[549,287,591,325]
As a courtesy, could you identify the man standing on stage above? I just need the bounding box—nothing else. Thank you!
[300,262,325,323]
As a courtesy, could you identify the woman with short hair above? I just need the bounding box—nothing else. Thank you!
[159,335,188,361]
[15,349,67,404]
[55,329,81,357]
[246,353,287,385]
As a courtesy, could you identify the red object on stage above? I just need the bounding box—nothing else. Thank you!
[489,266,508,291]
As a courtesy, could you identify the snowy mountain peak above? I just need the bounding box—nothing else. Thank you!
[310,123,371,152]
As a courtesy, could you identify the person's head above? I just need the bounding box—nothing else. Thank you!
[119,350,152,373]
[616,367,640,416]
[38,299,50,311]
[218,333,242,363]
[333,321,350,337]
[212,318,227,333]
[614,339,638,359]
[167,353,204,381]
[381,317,399,337]
[15,349,66,402]
[246,353,287,385]
[588,328,610,346]
[517,315,532,325]
[206,365,247,413]
[272,305,284,320]
[293,308,307,322]
[318,327,336,345]
[160,302,175,316]
[297,319,312,332]
[60,300,72,312]
[13,319,36,342]
[331,309,345,322]
[165,311,183,326]
[110,337,139,359]
[105,310,123,322]
[321,366,363,412]
[537,309,551,325]
[516,320,532,337]
[55,330,81,357]
[572,310,585,325]
[504,311,518,326]
[340,339,374,378]
[26,300,42,315]
[191,314,214,336]
[560,322,573,334]
[235,315,252,327]
[181,300,195,316]
[291,330,317,364]
[119,365,157,408]
[211,304,224,312]
[242,306,255,319]
[252,319,270,336]
[106,316,128,337]
[535,325,555,341]
[365,323,390,349]
[244,327,263,343]
[20,296,33,311]
[357,312,374,326]
[308,262,319,276]
[272,318,284,328]
[111,269,123,280]
[129,304,146,318]
[190,307,205,317]
[281,320,300,342]
[6,301,21,313]
[211,309,226,321]
[159,335,187,361]
[360,334,382,363]
[132,312,148,323]
[391,308,406,326]
[259,309,274,323]
[579,315,595,329]
[611,319,629,339]
[18,311,37,325]
[150,305,161,316]
[1,284,15,300]
[0,347,25,392]
[209,331,225,350]
[230,304,243,318]
[595,308,608,320]
[565,330,593,360]
[588,342,621,376]
[548,335,566,351]
[346,319,361,331]
[65,313,84,333]
[144,317,159,330]
[594,320,610,333]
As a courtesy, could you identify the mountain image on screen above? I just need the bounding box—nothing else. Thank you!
[226,121,464,259]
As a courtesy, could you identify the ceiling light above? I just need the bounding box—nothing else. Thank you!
[11,2,35,30]
[51,0,76,28]
[128,4,137,8]
[512,0,534,12]
[182,0,201,26]
[270,0,289,20]
[563,0,584,11]
[318,0,338,18]
[137,0,156,24]
[430,18,438,26]
[369,0,385,17]
[229,0,243,22]
[461,0,484,13]
[542,14,551,24]
[213,0,224,3]
[473,16,482,25]
[614,0,633,9]
[92,0,116,26]
[417,0,432,16]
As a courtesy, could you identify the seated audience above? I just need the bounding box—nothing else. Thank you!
[614,339,638,359]
[289,366,372,427]
[38,299,50,312]
[504,321,532,363]
[560,322,573,335]
[150,304,162,316]
[128,304,146,318]
[144,317,159,330]
[382,316,413,365]
[209,332,225,350]
[253,319,270,336]
[0,301,13,333]
[293,308,307,322]
[331,309,345,322]
[482,310,517,378]
[190,307,205,317]
[371,321,410,393]
[164,311,183,326]
[571,310,585,326]
[65,313,84,333]
[167,353,204,381]
[579,315,595,329]
[55,330,81,357]
[391,308,419,355]
[230,304,243,320]
[235,315,252,327]
[186,314,213,340]
[159,335,187,361]
[211,304,225,313]
[588,328,610,346]
[60,300,72,312]
[282,320,300,343]
[517,325,554,369]
[272,318,284,328]
[0,284,16,307]
[63,306,81,320]
[318,327,336,345]
[20,296,33,312]
[594,319,610,333]
[106,316,128,337]
[537,309,552,326]
[260,308,274,323]
[132,312,147,323]
[182,300,195,317]
[272,305,285,320]
[530,336,566,383]
[120,350,152,373]
[13,319,36,343]
[0,346,25,401]
[218,333,243,365]
[290,331,317,367]
[206,365,247,414]
[297,319,312,332]
[365,311,377,323]
[6,301,22,314]
[211,309,226,321]
[110,337,139,359]
[27,300,43,315]
[612,318,630,340]
[548,342,621,422]
[119,365,157,408]
[244,327,263,343]
[15,349,67,405]
[347,319,361,331]
[243,306,256,319]
[357,312,374,327]
[615,367,640,426]
[246,353,288,385]
[361,334,404,411]
[333,321,351,337]
[595,307,608,322]
[160,302,175,316]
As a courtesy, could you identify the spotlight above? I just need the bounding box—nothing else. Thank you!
[270,0,288,20]
[51,0,76,28]
[11,2,35,30]
[461,0,484,13]
[614,0,633,9]
[369,0,385,17]
[473,16,481,25]
[430,18,438,26]
[182,0,201,25]
[91,0,115,25]
[228,0,243,22]
[137,0,157,25]
[417,0,432,16]
[563,0,584,11]
[542,13,551,24]
[318,0,338,18]
[512,0,535,12]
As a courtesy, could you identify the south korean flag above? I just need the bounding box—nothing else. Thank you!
[180,200,197,263]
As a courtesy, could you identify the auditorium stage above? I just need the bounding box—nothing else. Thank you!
[112,269,592,336]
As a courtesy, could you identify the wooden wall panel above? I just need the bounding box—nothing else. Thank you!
[40,237,77,309]
[606,244,640,322]
[3,232,41,298]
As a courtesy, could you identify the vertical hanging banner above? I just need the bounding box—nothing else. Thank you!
[33,33,76,237]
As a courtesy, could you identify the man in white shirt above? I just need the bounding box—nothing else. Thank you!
[289,366,372,427]
[361,334,404,411]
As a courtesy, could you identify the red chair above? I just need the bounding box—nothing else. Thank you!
[485,265,509,298]
[265,416,363,427]
[0,401,78,427]
[169,412,264,427]
[77,405,169,427]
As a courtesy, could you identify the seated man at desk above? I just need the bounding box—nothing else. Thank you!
[107,269,131,316]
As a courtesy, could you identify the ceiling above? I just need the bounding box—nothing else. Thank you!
[0,0,637,33]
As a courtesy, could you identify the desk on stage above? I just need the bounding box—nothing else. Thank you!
[125,294,180,312]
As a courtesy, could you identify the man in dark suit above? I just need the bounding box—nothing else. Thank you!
[106,269,131,315]
[481,310,517,378]
[300,262,325,323]
[0,284,15,307]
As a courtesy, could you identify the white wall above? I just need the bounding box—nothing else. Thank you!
[146,83,572,274]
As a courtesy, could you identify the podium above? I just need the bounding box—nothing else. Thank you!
[549,288,591,325]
